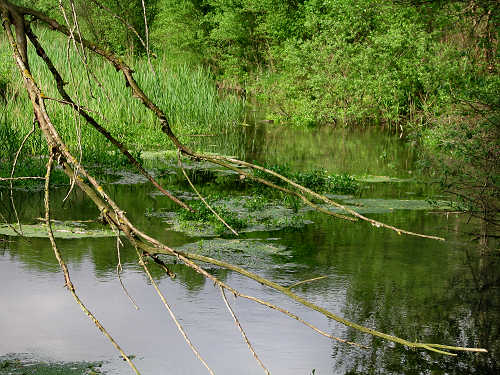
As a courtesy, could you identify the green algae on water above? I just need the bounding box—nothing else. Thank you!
[0,222,118,239]
[356,175,415,183]
[0,354,104,375]
[317,198,453,215]
[175,238,290,266]
[153,196,311,237]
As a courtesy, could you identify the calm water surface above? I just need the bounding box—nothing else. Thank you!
[1,125,498,374]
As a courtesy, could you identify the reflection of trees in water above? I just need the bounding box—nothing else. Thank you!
[258,209,498,373]
[456,246,500,373]
[2,178,496,372]
[333,239,500,374]
[243,124,415,176]
[1,233,230,293]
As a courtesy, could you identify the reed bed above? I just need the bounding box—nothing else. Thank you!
[0,27,246,170]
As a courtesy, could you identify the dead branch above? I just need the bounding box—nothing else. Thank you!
[17,9,444,240]
[88,0,148,51]
[205,157,446,241]
[178,151,239,235]
[25,24,193,213]
[113,226,140,310]
[287,276,328,290]
[43,152,141,374]
[220,287,270,375]
[0,176,45,181]
[135,245,215,375]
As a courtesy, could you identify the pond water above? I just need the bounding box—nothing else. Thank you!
[1,124,499,374]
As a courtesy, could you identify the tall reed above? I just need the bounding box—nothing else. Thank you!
[0,27,246,171]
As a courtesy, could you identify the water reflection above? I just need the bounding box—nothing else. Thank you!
[243,124,415,176]
[1,125,498,374]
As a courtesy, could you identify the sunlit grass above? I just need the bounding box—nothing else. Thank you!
[0,27,246,169]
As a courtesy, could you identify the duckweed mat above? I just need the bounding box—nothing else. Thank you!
[0,354,104,375]
[0,222,117,239]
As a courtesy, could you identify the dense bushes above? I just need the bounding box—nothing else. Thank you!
[147,1,499,129]
[14,1,498,129]
[415,84,499,228]
[149,0,499,226]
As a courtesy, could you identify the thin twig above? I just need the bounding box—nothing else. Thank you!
[195,155,357,222]
[176,251,485,354]
[139,0,156,75]
[209,156,446,241]
[3,8,485,358]
[59,0,93,97]
[42,95,105,117]
[134,245,214,375]
[178,151,239,236]
[220,287,270,375]
[9,120,36,234]
[69,0,93,95]
[287,276,328,290]
[0,210,29,239]
[0,176,45,181]
[144,252,176,278]
[25,26,192,212]
[88,0,149,54]
[59,0,84,202]
[113,226,139,310]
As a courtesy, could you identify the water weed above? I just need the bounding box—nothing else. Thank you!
[250,164,359,195]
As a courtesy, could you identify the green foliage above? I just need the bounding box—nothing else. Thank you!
[0,354,103,375]
[243,195,270,211]
[255,1,462,126]
[415,88,500,224]
[0,113,19,164]
[151,0,207,65]
[0,33,16,106]
[151,0,305,79]
[176,198,246,235]
[251,164,359,194]
[0,27,245,175]
[149,0,497,130]
[147,0,498,229]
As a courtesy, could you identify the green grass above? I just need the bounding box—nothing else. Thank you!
[176,198,246,235]
[250,164,359,195]
[0,27,246,174]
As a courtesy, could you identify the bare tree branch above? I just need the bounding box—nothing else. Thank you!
[43,152,142,375]
[221,287,270,375]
